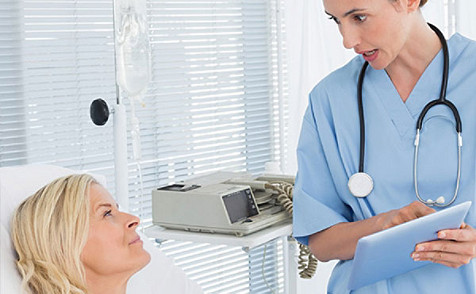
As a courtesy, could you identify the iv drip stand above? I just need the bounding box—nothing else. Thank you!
[112,0,129,212]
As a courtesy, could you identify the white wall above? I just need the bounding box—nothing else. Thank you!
[455,0,476,40]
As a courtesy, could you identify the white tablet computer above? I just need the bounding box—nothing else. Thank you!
[348,201,472,290]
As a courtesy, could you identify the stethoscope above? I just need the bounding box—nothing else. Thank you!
[347,23,462,207]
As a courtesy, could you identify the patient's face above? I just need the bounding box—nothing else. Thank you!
[81,184,150,279]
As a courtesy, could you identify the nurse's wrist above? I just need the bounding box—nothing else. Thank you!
[371,211,395,232]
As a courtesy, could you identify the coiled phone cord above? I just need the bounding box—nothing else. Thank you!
[265,182,318,279]
[297,244,318,279]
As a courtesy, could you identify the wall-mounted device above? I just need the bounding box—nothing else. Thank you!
[152,172,292,237]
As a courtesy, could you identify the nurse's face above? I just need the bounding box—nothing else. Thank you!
[323,0,412,70]
[81,184,150,278]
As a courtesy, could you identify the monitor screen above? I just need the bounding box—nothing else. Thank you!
[222,189,259,223]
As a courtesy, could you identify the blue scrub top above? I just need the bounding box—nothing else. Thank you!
[293,33,476,293]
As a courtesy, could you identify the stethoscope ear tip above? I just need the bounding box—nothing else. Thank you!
[436,196,446,204]
[425,196,446,205]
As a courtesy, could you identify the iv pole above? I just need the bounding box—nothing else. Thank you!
[113,98,129,212]
[89,86,129,212]
[91,0,150,212]
[90,0,129,212]
[111,0,129,212]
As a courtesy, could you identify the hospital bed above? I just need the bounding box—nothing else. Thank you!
[0,164,202,294]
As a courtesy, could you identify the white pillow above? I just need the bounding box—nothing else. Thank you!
[0,164,202,294]
[0,164,86,232]
[1,224,21,294]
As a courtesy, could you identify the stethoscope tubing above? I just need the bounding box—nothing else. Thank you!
[417,99,462,132]
[357,61,370,173]
[352,23,463,207]
[416,23,462,133]
[413,129,462,207]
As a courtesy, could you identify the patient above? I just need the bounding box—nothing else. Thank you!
[11,174,151,294]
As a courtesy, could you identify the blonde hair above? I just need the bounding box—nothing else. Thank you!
[11,174,97,294]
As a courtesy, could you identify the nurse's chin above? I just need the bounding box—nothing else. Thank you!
[368,60,387,71]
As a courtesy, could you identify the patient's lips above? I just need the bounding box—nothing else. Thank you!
[129,235,142,245]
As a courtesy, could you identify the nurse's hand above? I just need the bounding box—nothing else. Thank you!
[309,201,435,262]
[411,223,476,268]
[377,201,435,230]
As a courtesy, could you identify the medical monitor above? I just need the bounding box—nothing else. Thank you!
[222,189,259,223]
[152,172,291,236]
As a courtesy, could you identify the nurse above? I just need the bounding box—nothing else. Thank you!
[293,0,476,292]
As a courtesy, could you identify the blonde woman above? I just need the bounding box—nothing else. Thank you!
[11,174,151,294]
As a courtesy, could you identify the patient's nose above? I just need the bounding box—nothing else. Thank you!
[125,213,140,229]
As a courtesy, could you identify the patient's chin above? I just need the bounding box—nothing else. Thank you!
[83,246,151,278]
[125,251,150,280]
[129,247,151,275]
[137,249,151,271]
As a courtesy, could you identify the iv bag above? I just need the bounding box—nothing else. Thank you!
[114,0,151,161]
[115,0,151,98]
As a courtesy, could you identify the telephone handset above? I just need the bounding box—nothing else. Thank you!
[228,174,318,279]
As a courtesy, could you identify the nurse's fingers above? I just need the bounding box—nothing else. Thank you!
[395,201,435,223]
[380,201,436,229]
[415,240,475,256]
[409,201,436,218]
[438,223,476,242]
[411,250,472,268]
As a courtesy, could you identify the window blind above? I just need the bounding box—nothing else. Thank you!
[0,0,117,179]
[127,0,288,224]
[1,0,289,292]
[157,238,285,294]
[130,1,288,291]
[0,0,26,165]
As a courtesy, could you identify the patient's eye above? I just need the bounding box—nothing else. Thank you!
[104,209,112,217]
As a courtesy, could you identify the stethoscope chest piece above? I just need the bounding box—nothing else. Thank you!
[348,172,374,198]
